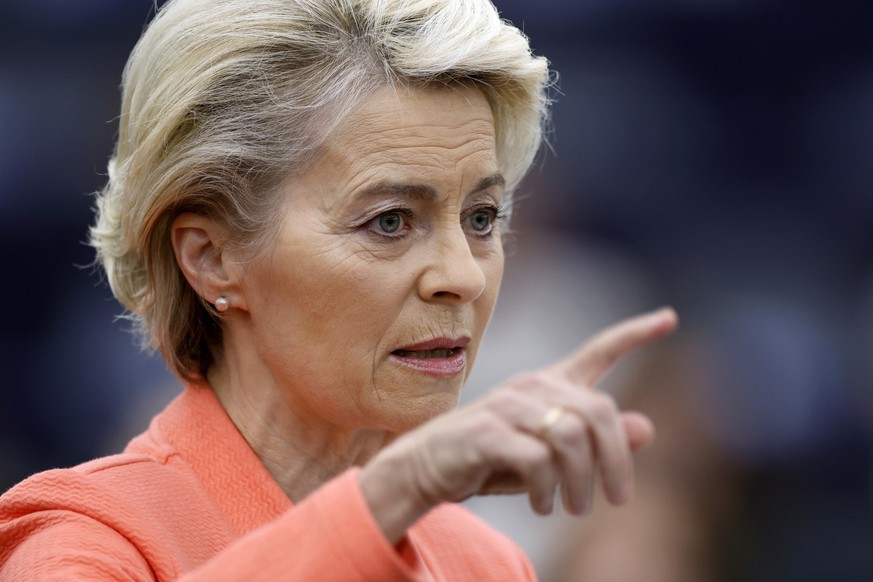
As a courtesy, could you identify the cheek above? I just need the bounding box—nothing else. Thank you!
[475,250,505,328]
[458,250,503,350]
[481,246,505,305]
[288,248,414,342]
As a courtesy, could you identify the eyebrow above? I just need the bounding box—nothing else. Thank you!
[472,173,506,194]
[353,173,506,202]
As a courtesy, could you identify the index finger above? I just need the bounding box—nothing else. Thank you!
[551,307,678,387]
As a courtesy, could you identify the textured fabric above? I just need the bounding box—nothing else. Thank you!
[0,385,536,581]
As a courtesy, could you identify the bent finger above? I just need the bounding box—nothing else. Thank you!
[622,411,655,451]
[572,392,634,505]
[542,412,595,515]
[480,431,560,515]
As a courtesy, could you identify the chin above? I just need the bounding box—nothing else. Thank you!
[384,391,460,433]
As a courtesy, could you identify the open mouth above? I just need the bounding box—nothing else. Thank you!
[390,337,470,377]
[391,348,460,359]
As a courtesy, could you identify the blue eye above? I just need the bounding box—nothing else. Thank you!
[365,208,412,240]
[378,212,403,234]
[465,206,501,238]
[469,209,493,232]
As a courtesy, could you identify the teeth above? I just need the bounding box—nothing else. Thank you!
[397,348,455,358]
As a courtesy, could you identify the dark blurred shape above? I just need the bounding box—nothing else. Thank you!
[0,0,175,490]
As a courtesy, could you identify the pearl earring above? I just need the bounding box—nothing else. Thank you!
[214,296,229,312]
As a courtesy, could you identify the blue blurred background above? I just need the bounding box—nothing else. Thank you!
[1,0,872,580]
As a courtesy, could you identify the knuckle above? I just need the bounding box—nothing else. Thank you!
[520,446,552,473]
[587,393,619,425]
[507,371,552,393]
[488,386,532,414]
[474,410,506,438]
[552,414,587,447]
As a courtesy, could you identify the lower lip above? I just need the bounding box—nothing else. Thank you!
[389,350,467,377]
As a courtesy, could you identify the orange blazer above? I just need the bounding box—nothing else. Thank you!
[0,385,535,581]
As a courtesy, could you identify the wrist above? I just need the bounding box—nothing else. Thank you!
[359,448,435,545]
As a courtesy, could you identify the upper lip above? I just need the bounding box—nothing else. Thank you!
[393,337,471,352]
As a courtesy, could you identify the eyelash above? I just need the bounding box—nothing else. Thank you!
[462,204,506,240]
[363,204,508,242]
[365,207,415,241]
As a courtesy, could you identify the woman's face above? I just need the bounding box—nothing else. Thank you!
[236,85,505,432]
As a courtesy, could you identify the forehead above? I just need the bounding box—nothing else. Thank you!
[300,85,499,202]
[341,84,495,143]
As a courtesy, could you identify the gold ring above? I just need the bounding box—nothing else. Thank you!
[538,406,566,439]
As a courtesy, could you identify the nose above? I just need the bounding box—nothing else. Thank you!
[418,227,487,305]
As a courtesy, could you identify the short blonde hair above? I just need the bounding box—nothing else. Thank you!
[91,0,551,380]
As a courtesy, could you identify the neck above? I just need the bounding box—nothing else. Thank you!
[206,344,393,503]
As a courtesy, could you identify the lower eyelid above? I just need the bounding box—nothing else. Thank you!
[364,220,416,243]
[467,225,496,240]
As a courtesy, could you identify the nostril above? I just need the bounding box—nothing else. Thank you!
[430,290,464,301]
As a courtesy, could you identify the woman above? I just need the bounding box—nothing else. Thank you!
[0,0,677,579]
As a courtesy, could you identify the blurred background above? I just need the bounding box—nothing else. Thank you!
[1,0,872,580]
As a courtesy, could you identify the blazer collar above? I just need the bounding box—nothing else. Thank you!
[155,384,293,536]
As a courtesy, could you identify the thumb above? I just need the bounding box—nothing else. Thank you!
[622,411,655,452]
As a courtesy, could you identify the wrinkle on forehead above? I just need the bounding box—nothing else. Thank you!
[335,84,495,153]
[289,84,500,212]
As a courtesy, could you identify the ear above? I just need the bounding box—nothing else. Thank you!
[171,213,248,312]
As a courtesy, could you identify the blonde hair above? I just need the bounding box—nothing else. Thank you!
[91,0,551,380]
